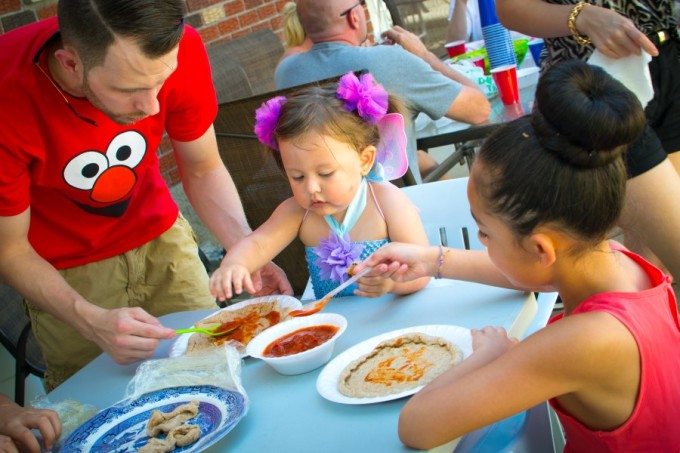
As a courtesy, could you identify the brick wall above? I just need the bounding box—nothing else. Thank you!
[0,0,289,43]
[0,0,290,186]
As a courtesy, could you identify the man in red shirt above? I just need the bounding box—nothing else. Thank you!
[0,0,292,390]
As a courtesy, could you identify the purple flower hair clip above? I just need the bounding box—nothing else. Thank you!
[336,72,388,124]
[254,95,286,150]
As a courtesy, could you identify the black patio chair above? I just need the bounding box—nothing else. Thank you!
[0,284,45,406]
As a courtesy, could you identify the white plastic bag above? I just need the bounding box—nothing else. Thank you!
[446,60,498,99]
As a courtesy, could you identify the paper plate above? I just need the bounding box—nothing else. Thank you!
[60,385,246,452]
[169,295,302,358]
[316,324,472,405]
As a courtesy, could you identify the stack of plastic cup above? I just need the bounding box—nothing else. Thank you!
[478,0,516,70]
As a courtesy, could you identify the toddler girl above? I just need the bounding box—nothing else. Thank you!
[360,60,680,450]
[210,72,430,301]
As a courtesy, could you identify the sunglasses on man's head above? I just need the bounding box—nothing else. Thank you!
[340,0,366,17]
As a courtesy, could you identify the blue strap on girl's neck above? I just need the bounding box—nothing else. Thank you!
[324,177,368,237]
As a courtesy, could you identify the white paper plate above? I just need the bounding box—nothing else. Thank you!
[169,295,302,358]
[316,324,472,405]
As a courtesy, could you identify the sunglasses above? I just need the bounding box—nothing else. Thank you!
[340,0,366,17]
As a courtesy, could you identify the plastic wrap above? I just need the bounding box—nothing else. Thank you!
[30,396,98,445]
[124,344,247,403]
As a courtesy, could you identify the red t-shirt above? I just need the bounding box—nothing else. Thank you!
[549,246,680,452]
[0,18,217,268]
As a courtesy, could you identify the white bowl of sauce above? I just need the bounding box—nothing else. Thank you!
[246,313,347,375]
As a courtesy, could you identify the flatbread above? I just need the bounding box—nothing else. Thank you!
[186,300,287,354]
[140,424,201,452]
[146,401,199,437]
[338,333,462,398]
[142,403,201,453]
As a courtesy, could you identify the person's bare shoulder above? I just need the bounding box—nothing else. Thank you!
[530,310,638,381]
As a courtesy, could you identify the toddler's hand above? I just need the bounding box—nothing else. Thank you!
[209,263,255,301]
[354,273,394,298]
[471,326,518,362]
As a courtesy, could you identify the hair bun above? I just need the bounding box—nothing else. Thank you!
[530,110,625,168]
[533,60,646,168]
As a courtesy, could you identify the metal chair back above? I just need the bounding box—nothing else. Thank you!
[401,177,483,250]
[0,284,45,405]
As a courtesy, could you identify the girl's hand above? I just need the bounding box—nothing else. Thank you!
[355,243,438,282]
[577,5,657,58]
[354,273,394,298]
[209,263,255,301]
[471,326,518,362]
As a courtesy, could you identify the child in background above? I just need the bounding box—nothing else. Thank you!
[209,72,430,301]
[359,60,680,450]
[0,393,61,452]
[278,2,313,65]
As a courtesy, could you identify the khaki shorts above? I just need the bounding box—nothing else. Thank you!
[26,214,217,391]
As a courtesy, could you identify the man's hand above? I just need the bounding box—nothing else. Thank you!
[85,306,176,364]
[250,261,293,297]
[0,396,61,453]
[381,26,429,60]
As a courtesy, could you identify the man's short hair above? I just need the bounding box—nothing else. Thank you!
[296,0,341,38]
[58,0,185,69]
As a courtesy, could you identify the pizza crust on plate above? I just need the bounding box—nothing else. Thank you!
[338,333,462,398]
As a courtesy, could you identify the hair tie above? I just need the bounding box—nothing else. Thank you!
[336,72,388,124]
[254,96,286,150]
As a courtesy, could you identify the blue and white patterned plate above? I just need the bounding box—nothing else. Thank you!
[60,385,246,452]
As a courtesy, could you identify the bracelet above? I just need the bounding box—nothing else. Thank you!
[567,1,592,47]
[435,245,448,279]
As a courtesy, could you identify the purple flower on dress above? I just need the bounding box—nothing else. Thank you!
[314,233,364,283]
[254,95,286,150]
[336,72,388,124]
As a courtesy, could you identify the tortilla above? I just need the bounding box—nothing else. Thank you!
[338,333,462,398]
[146,400,199,437]
[141,402,201,453]
[186,300,287,354]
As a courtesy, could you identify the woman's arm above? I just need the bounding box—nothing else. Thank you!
[496,0,657,58]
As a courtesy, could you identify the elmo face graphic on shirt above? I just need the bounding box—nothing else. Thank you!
[62,131,147,217]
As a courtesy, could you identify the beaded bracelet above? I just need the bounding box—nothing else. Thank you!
[567,1,592,47]
[435,245,448,279]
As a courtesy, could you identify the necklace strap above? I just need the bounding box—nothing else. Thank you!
[324,177,368,237]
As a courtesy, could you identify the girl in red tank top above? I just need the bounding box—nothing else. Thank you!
[362,60,680,451]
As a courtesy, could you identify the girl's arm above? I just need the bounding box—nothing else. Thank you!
[210,198,304,299]
[399,312,639,449]
[222,198,304,270]
[357,243,520,289]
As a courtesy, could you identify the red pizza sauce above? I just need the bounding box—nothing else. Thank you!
[263,325,339,357]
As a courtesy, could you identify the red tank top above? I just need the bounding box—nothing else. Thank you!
[549,246,680,452]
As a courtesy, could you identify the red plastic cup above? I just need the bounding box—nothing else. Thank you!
[445,40,466,58]
[491,64,519,105]
[470,56,487,73]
